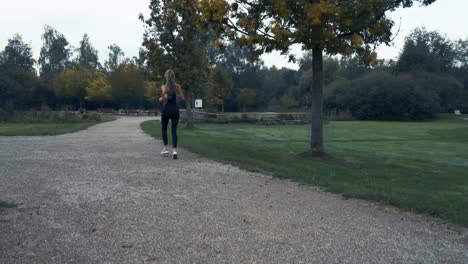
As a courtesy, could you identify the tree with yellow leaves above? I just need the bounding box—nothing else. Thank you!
[55,66,94,110]
[85,72,112,106]
[200,0,438,157]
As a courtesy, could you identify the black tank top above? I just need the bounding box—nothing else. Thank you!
[165,84,178,107]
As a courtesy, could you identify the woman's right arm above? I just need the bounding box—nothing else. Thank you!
[176,84,186,101]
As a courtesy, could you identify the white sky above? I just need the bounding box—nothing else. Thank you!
[0,0,466,70]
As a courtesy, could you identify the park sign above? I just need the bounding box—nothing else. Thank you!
[195,99,203,109]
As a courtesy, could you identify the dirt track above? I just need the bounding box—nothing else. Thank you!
[1,117,467,263]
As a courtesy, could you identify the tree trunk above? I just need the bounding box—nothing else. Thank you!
[185,90,194,128]
[221,104,224,113]
[310,47,325,156]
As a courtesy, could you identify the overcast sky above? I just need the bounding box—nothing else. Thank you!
[0,0,465,70]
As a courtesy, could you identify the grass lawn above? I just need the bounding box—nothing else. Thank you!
[0,200,16,208]
[0,117,114,136]
[142,115,468,226]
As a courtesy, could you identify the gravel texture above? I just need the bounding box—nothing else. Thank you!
[1,116,467,264]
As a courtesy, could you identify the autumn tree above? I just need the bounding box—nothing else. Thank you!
[200,0,437,156]
[140,0,211,128]
[85,72,112,107]
[55,66,94,109]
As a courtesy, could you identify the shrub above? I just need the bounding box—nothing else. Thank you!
[411,72,464,112]
[0,111,102,123]
[325,72,441,121]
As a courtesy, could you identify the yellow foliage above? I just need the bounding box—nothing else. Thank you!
[212,38,224,49]
[323,31,336,42]
[272,0,288,18]
[351,34,364,47]
[55,67,94,100]
[198,0,425,58]
[198,0,229,22]
[272,22,286,42]
[342,46,354,56]
[305,1,338,26]
[342,18,353,27]
[363,51,378,66]
[85,72,112,102]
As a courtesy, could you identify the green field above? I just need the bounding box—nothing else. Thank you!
[0,200,16,208]
[142,116,468,226]
[0,118,113,136]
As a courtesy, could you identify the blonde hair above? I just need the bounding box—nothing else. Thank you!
[165,69,176,94]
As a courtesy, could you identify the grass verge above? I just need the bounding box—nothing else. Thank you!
[0,200,16,208]
[142,117,468,227]
[0,116,115,136]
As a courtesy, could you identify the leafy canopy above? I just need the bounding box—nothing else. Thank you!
[85,72,112,103]
[104,44,125,73]
[207,66,233,106]
[39,25,71,80]
[0,34,36,73]
[140,0,211,92]
[200,0,437,62]
[108,63,145,102]
[55,67,94,100]
[76,34,100,70]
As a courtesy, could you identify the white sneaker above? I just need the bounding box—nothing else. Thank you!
[160,148,169,156]
[172,150,178,160]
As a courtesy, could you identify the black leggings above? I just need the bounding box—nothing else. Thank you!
[161,109,179,148]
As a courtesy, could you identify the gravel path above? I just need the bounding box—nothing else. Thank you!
[1,117,467,264]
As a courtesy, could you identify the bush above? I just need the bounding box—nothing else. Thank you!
[0,110,102,123]
[325,72,441,121]
[81,113,101,122]
[0,108,10,122]
[411,72,464,112]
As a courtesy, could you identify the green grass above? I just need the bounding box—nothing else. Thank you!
[142,116,468,226]
[0,200,16,208]
[0,117,114,136]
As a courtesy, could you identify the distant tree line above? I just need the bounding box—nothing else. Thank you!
[1,26,467,121]
[0,26,150,112]
[200,27,468,121]
[323,28,468,120]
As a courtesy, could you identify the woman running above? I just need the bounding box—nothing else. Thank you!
[159,69,185,159]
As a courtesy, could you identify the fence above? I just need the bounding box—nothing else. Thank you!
[179,110,312,124]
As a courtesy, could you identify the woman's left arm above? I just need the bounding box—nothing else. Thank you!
[159,85,167,102]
